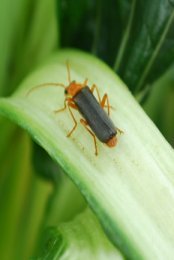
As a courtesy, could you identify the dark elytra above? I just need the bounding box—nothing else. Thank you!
[74,86,117,143]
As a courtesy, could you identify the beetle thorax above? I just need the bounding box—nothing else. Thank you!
[66,81,83,97]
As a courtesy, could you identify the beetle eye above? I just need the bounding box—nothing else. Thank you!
[64,89,68,94]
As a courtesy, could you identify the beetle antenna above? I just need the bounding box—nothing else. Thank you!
[66,61,71,83]
[26,82,65,96]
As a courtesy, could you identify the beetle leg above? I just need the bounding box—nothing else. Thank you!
[83,78,88,87]
[68,101,78,110]
[116,127,124,135]
[54,98,77,113]
[80,119,98,156]
[54,99,67,113]
[66,102,78,137]
[91,85,114,113]
[54,98,78,137]
[90,84,101,103]
[101,95,123,133]
[100,94,111,116]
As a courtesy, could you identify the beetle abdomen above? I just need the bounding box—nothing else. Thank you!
[74,86,116,143]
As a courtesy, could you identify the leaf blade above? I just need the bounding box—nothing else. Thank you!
[117,0,174,92]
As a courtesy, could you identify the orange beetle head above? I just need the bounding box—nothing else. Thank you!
[64,80,83,97]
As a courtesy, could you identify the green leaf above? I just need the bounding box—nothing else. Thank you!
[35,209,123,259]
[147,25,174,84]
[32,143,62,183]
[43,176,86,227]
[116,0,174,92]
[0,130,31,260]
[0,0,31,95]
[0,126,52,260]
[0,50,174,259]
[114,0,136,71]
[58,0,174,94]
[58,0,91,48]
[144,65,174,145]
[0,0,58,96]
[58,0,125,65]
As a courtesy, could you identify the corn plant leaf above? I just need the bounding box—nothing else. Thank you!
[0,50,174,259]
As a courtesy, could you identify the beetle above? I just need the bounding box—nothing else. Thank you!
[27,62,123,155]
